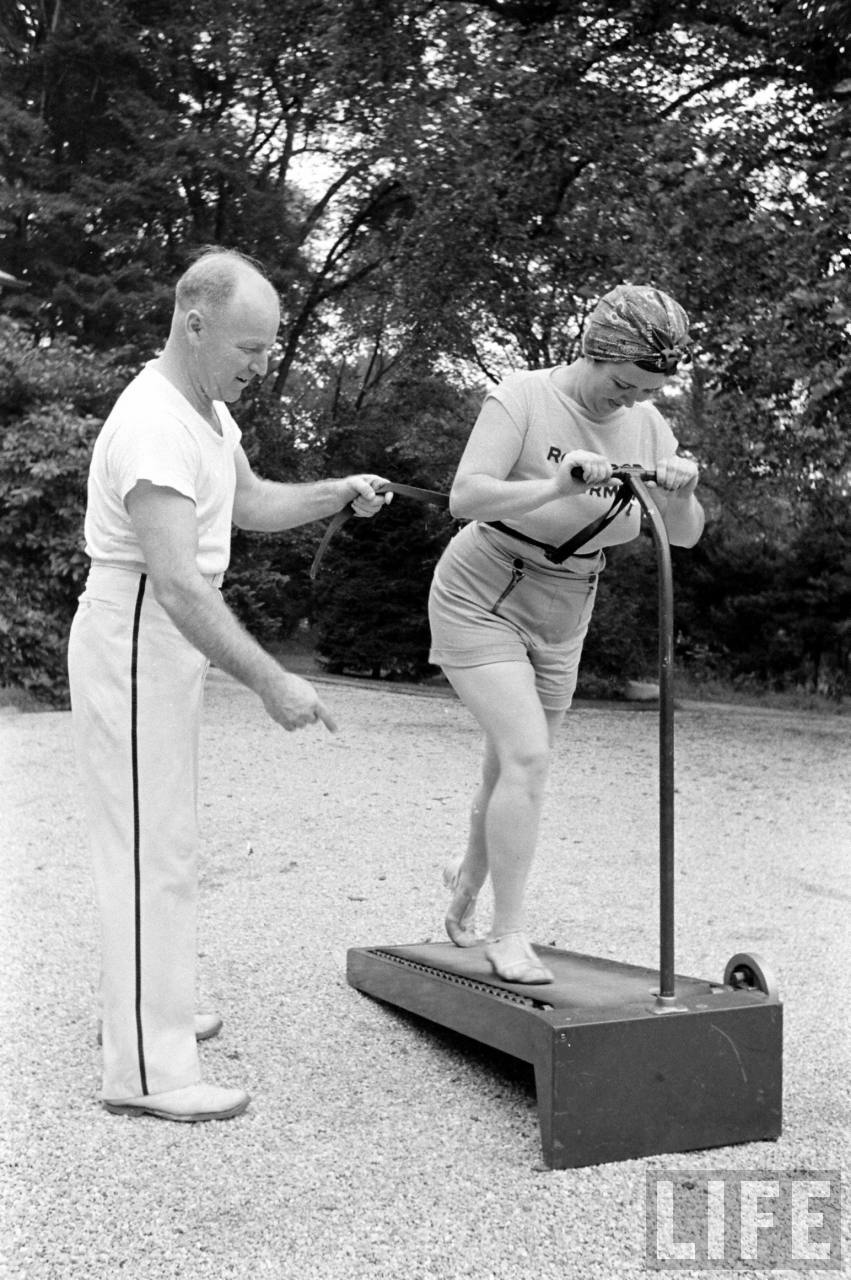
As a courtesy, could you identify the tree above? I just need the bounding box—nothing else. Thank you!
[0,0,420,380]
[2,0,849,697]
[328,3,850,479]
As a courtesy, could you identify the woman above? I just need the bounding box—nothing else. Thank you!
[428,284,705,984]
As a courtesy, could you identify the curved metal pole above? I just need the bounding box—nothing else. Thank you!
[627,476,676,1002]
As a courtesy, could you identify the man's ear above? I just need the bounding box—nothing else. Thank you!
[185,309,204,341]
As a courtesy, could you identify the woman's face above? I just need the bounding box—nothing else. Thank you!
[578,359,669,419]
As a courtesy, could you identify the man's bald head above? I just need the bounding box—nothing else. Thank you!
[175,248,278,315]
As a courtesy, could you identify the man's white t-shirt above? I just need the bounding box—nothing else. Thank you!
[84,365,242,576]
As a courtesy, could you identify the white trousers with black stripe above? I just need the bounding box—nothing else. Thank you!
[69,565,208,1099]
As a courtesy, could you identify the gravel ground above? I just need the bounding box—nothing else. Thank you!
[1,674,849,1280]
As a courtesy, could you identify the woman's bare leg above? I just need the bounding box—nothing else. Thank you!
[442,661,565,978]
[442,737,498,944]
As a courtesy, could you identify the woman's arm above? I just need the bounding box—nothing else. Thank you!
[449,400,610,521]
[647,456,706,548]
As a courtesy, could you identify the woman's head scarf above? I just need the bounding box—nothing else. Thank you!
[582,285,691,374]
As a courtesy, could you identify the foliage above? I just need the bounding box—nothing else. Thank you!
[579,539,659,685]
[673,487,850,698]
[0,318,128,702]
[1,0,849,699]
[0,0,414,375]
[310,367,469,674]
[313,503,454,678]
[221,548,303,646]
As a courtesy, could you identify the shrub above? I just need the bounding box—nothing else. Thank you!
[0,320,127,704]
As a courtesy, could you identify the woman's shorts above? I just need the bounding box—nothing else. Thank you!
[428,522,600,712]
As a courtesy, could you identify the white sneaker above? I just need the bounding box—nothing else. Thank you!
[103,1083,250,1122]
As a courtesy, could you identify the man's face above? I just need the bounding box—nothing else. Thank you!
[192,278,280,403]
[581,360,669,418]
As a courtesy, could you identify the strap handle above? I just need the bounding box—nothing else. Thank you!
[545,485,633,563]
[545,465,655,562]
[309,481,450,580]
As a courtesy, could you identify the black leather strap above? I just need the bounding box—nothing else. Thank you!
[546,485,635,562]
[309,482,450,579]
[485,523,598,560]
[487,484,633,564]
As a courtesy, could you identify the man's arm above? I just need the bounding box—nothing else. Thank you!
[231,447,389,531]
[125,481,336,731]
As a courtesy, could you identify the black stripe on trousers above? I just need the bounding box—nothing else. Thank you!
[130,574,149,1095]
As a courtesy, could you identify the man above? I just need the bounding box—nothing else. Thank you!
[68,247,389,1122]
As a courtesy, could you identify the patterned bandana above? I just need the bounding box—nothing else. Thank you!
[582,285,691,374]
